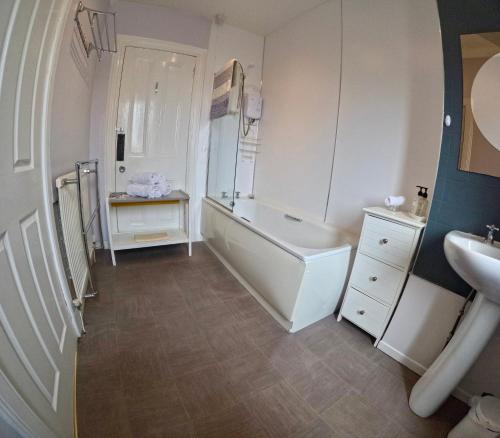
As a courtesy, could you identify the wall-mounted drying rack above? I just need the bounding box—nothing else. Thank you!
[74,1,117,60]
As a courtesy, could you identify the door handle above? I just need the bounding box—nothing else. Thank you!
[119,166,126,173]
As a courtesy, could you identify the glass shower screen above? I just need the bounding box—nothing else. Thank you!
[206,62,243,211]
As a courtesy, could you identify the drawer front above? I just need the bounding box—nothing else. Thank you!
[350,253,405,305]
[360,215,417,268]
[342,287,389,337]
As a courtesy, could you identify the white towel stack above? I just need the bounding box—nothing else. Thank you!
[126,172,172,199]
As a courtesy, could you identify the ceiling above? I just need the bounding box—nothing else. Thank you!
[122,0,326,35]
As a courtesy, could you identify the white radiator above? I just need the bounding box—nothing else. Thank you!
[56,171,93,301]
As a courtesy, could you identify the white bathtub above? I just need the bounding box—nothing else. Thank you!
[201,197,357,332]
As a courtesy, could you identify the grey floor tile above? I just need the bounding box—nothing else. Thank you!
[78,244,466,438]
[259,335,321,380]
[321,391,391,438]
[320,341,379,392]
[219,350,283,399]
[245,381,317,437]
[287,361,351,413]
[192,403,270,438]
[176,364,238,420]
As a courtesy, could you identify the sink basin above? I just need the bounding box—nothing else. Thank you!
[409,229,500,418]
[444,230,500,302]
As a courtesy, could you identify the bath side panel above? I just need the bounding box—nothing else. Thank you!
[202,200,304,321]
[290,251,351,332]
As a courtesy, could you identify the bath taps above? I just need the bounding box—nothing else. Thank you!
[235,191,240,199]
[221,191,228,199]
[485,224,499,245]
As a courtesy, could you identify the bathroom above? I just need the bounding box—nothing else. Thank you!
[1,0,500,437]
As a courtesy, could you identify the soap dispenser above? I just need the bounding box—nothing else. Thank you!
[410,186,428,222]
[410,186,424,217]
[419,187,429,218]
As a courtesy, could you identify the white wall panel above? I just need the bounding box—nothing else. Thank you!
[255,0,342,221]
[381,274,500,399]
[326,0,444,234]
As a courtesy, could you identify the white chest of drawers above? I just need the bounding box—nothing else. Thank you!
[338,207,425,345]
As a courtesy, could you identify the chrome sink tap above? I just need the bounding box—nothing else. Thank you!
[485,224,499,245]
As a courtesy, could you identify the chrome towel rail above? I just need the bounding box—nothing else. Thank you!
[59,160,104,301]
[74,1,117,60]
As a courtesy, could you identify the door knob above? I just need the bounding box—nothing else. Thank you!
[119,165,126,173]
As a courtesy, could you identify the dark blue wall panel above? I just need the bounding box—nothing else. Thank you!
[413,0,500,296]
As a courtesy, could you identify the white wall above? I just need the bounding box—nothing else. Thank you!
[255,0,342,220]
[50,0,109,197]
[381,274,500,399]
[253,0,443,232]
[326,0,444,234]
[114,1,211,49]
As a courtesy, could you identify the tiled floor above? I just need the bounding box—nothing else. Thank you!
[77,243,467,438]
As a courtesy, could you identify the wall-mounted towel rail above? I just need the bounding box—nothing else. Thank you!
[74,1,117,60]
[56,160,104,328]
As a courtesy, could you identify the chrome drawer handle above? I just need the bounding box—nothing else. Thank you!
[369,276,378,282]
[357,310,365,315]
[380,238,389,245]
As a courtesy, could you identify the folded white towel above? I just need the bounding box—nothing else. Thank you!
[384,195,406,207]
[129,172,166,186]
[157,181,172,196]
[127,183,165,199]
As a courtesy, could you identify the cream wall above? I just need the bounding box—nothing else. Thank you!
[254,0,444,233]
[50,0,109,198]
[326,0,444,234]
[255,0,342,221]
[113,1,211,49]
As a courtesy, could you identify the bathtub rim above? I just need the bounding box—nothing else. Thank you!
[203,197,357,262]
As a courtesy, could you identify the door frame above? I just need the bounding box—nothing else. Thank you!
[103,34,207,245]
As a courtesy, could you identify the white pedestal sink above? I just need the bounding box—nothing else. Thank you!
[409,230,500,417]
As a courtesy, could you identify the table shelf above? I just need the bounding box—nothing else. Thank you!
[106,190,191,265]
[111,229,188,250]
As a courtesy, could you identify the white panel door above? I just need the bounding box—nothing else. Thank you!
[115,46,196,233]
[0,1,77,437]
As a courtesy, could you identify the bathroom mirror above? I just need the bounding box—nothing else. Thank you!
[459,32,500,178]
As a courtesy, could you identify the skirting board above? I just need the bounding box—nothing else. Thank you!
[204,241,293,332]
[377,341,472,404]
